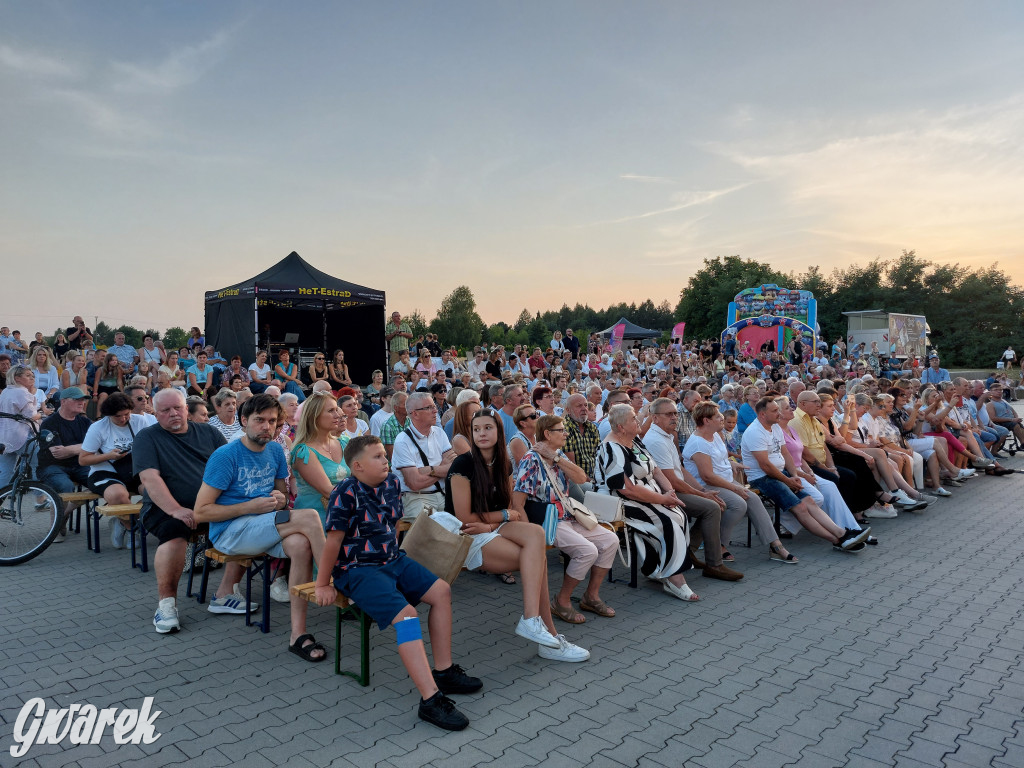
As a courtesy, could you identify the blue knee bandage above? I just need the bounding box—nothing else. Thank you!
[395,617,422,646]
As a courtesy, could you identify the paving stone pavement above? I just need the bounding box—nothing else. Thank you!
[3,454,1023,767]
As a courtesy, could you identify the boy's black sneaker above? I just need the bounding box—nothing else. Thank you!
[432,663,483,694]
[839,526,870,550]
[418,692,469,730]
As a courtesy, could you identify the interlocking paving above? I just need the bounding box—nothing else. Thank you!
[3,453,1023,767]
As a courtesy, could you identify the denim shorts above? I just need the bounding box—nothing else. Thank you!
[211,512,286,558]
[333,553,438,630]
[749,474,809,513]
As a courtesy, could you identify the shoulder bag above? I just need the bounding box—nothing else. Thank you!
[399,506,471,584]
[536,453,599,531]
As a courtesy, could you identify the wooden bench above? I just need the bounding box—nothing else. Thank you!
[290,582,373,686]
[59,491,99,534]
[86,502,148,572]
[197,547,272,633]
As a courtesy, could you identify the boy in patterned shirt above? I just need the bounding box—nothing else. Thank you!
[314,435,481,730]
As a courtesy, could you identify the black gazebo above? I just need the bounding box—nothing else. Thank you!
[204,251,387,384]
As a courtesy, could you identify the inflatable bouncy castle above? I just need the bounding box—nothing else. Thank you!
[721,284,817,358]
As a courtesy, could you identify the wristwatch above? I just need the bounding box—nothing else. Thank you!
[553,450,564,465]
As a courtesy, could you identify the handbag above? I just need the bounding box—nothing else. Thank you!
[399,508,472,584]
[523,500,560,545]
[583,490,623,524]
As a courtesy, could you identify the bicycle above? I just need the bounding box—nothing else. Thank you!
[0,413,63,565]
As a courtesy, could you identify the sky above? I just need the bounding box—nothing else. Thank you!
[3,1,1024,337]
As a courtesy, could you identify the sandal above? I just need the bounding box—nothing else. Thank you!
[288,633,327,663]
[721,550,735,563]
[550,601,586,624]
[578,598,616,618]
[769,544,798,564]
[496,572,517,585]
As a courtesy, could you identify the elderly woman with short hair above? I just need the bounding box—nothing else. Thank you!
[683,401,797,564]
[596,404,699,601]
[512,414,619,622]
[208,389,242,441]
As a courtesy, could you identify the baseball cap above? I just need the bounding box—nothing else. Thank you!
[60,386,89,400]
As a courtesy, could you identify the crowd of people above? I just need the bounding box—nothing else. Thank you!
[2,313,1022,731]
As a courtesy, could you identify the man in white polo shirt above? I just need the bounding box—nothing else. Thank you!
[391,391,456,518]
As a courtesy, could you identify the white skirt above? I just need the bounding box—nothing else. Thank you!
[464,522,507,571]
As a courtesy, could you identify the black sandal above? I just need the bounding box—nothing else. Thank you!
[289,634,327,663]
[496,572,517,585]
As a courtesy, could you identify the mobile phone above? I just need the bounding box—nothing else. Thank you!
[274,508,291,525]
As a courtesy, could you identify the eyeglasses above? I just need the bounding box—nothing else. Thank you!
[547,427,565,433]
[652,411,676,417]
[523,413,539,420]
[315,356,324,360]
[412,405,437,412]
[134,396,149,402]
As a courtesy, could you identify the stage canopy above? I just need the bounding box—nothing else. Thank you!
[205,251,387,384]
[596,317,662,340]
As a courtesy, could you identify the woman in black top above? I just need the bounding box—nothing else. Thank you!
[445,409,571,653]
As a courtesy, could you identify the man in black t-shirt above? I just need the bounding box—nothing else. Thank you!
[65,316,93,351]
[133,389,246,634]
[38,387,93,541]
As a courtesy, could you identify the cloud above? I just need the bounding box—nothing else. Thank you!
[0,44,77,78]
[46,88,156,141]
[619,173,675,184]
[110,28,233,92]
[699,95,1024,261]
[588,182,753,226]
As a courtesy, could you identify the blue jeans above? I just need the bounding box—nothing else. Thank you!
[38,463,90,495]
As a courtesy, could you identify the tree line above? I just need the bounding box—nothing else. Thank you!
[33,250,1021,369]
[675,251,1024,368]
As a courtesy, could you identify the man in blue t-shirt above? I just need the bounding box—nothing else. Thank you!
[195,393,328,662]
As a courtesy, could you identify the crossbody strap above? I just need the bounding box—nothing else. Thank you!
[404,428,442,493]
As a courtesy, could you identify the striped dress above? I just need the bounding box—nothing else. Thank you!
[595,438,692,580]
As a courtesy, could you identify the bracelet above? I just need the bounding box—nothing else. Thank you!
[502,509,510,522]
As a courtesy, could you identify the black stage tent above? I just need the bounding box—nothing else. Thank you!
[596,317,662,340]
[204,252,387,385]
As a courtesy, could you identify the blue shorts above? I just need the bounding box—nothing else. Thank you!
[333,553,438,630]
[749,474,809,513]
[211,512,287,559]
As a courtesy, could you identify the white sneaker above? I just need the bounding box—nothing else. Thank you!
[933,487,952,497]
[110,519,127,550]
[865,504,898,519]
[957,468,976,480]
[209,589,257,614]
[515,615,561,648]
[154,598,180,633]
[270,576,290,603]
[893,490,915,505]
[918,494,938,505]
[537,634,590,662]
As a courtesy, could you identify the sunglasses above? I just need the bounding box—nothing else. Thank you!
[523,413,539,420]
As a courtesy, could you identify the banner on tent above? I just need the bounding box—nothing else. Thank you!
[610,323,626,352]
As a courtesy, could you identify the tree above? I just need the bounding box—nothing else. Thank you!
[92,321,114,347]
[163,327,189,351]
[406,310,428,342]
[674,256,789,342]
[428,286,484,352]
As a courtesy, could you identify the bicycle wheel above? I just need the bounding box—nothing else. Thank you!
[0,480,63,566]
